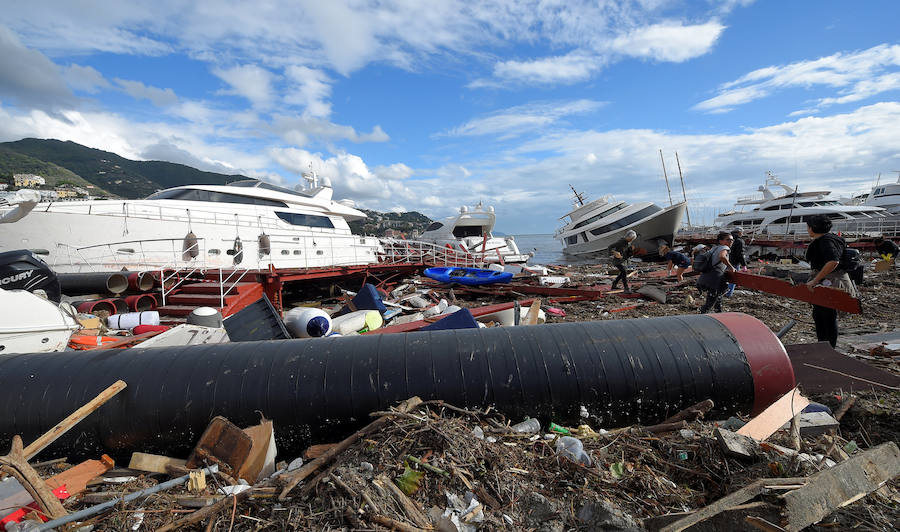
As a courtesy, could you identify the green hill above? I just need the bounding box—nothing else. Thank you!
[0,138,249,199]
[349,209,433,236]
[0,147,108,192]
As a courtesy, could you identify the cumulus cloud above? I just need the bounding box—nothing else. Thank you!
[441,99,606,138]
[284,65,333,117]
[63,64,111,94]
[0,25,76,110]
[115,79,178,107]
[695,43,900,113]
[270,115,389,145]
[213,64,276,108]
[607,20,725,62]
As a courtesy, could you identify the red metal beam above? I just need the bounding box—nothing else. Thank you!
[727,271,862,314]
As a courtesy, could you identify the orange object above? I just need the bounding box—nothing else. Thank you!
[68,335,119,349]
[45,455,115,496]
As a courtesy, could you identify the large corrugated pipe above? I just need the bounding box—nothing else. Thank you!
[0,313,794,459]
[59,272,129,296]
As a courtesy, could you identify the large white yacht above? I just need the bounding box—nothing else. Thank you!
[0,172,383,273]
[418,202,531,264]
[854,174,900,214]
[716,172,889,234]
[555,186,686,256]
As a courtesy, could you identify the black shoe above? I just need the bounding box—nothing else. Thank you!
[623,288,632,294]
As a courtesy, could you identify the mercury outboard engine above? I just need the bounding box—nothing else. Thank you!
[0,250,61,302]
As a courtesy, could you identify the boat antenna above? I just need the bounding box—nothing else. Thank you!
[659,149,674,206]
[568,184,586,207]
[675,152,692,228]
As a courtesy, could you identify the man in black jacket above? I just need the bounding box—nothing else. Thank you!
[609,230,636,292]
[805,215,857,347]
[729,228,747,270]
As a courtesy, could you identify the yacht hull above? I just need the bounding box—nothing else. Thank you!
[0,207,381,273]
[560,203,686,256]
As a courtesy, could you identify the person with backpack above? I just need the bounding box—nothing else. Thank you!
[874,236,899,264]
[805,214,858,347]
[609,230,636,293]
[724,228,748,297]
[696,232,736,314]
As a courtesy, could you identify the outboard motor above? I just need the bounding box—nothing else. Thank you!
[0,250,61,302]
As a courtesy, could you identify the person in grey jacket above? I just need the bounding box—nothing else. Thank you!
[609,230,636,292]
[697,232,736,313]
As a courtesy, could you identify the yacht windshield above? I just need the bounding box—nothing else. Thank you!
[229,179,315,198]
[452,225,485,238]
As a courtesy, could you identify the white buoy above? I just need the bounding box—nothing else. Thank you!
[284,307,332,338]
[332,310,383,335]
[107,311,160,330]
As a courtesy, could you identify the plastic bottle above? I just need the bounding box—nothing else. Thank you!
[511,417,540,433]
[555,436,592,466]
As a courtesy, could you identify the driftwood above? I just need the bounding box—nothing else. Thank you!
[0,435,68,520]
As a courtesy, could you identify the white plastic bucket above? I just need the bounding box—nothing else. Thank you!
[107,311,160,330]
[284,307,333,338]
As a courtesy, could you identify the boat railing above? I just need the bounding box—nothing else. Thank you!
[378,239,483,267]
[218,266,251,308]
[54,238,212,272]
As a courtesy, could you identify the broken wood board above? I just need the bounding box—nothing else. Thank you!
[780,441,900,531]
[737,388,809,442]
[45,455,114,496]
[128,453,187,474]
[237,420,275,483]
[186,416,252,477]
[727,271,862,313]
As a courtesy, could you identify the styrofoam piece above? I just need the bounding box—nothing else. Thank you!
[539,276,570,286]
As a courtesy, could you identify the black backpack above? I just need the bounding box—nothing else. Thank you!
[692,247,716,273]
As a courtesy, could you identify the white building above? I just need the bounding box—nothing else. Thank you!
[13,174,46,187]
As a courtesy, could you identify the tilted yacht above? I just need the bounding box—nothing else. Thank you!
[0,172,382,273]
[716,172,888,234]
[555,186,686,256]
[418,202,531,264]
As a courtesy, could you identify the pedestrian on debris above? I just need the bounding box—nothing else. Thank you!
[874,236,899,263]
[729,228,748,270]
[697,231,735,314]
[609,230,636,293]
[805,214,858,348]
[660,244,691,282]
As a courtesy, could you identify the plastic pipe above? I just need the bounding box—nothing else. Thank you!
[0,313,794,459]
[124,294,157,312]
[58,273,129,296]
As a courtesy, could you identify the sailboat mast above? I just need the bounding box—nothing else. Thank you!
[659,149,673,206]
[675,152,692,228]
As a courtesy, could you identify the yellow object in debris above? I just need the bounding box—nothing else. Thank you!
[188,470,206,492]
[76,313,101,329]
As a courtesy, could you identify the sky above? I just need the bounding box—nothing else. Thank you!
[1,0,899,233]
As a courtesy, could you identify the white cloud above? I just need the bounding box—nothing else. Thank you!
[441,99,606,138]
[115,78,178,107]
[695,43,900,113]
[0,25,75,110]
[284,66,333,117]
[475,53,600,87]
[63,64,110,94]
[212,64,276,108]
[270,115,389,145]
[607,20,725,62]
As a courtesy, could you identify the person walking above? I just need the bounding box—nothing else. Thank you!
[697,232,736,314]
[609,230,636,292]
[724,228,748,297]
[805,214,858,348]
[660,244,691,282]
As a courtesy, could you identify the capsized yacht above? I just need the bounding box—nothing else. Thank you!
[418,202,532,264]
[555,186,686,256]
[716,172,888,234]
[0,171,383,273]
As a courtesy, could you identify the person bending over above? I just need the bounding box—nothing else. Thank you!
[609,230,636,292]
[660,244,691,282]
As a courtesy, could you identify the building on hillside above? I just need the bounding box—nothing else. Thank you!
[55,188,77,198]
[14,174,46,187]
[38,190,59,201]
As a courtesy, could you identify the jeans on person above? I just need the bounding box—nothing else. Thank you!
[611,261,629,290]
[700,286,724,313]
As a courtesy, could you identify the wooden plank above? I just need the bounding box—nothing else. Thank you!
[23,380,127,460]
[523,299,542,325]
[781,442,900,532]
[737,388,810,442]
[128,452,187,474]
[237,420,274,483]
[728,271,861,314]
[45,455,115,495]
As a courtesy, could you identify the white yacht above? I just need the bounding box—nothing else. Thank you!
[418,202,531,264]
[855,174,900,214]
[0,172,383,273]
[555,186,686,256]
[716,172,889,234]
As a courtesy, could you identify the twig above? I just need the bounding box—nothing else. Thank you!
[369,513,430,532]
[406,455,450,477]
[833,395,857,421]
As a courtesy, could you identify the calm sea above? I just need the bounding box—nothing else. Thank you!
[511,233,599,265]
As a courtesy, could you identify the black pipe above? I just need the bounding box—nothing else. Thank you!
[776,319,797,339]
[0,313,794,459]
[59,272,129,296]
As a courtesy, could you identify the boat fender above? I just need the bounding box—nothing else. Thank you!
[230,237,244,265]
[182,232,199,260]
[258,234,271,257]
[284,308,332,338]
[107,311,160,330]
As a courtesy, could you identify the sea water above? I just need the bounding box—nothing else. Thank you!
[511,234,600,266]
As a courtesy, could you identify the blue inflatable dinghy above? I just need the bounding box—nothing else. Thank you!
[423,267,513,286]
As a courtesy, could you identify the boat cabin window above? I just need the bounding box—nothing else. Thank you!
[147,188,288,207]
[424,222,444,232]
[452,226,484,238]
[566,235,578,245]
[588,205,662,236]
[275,211,335,228]
[571,204,626,230]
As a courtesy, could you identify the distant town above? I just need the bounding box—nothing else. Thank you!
[1,173,109,201]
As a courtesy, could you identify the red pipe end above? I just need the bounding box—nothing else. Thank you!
[711,312,796,415]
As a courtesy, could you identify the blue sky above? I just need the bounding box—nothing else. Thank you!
[1,1,899,233]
